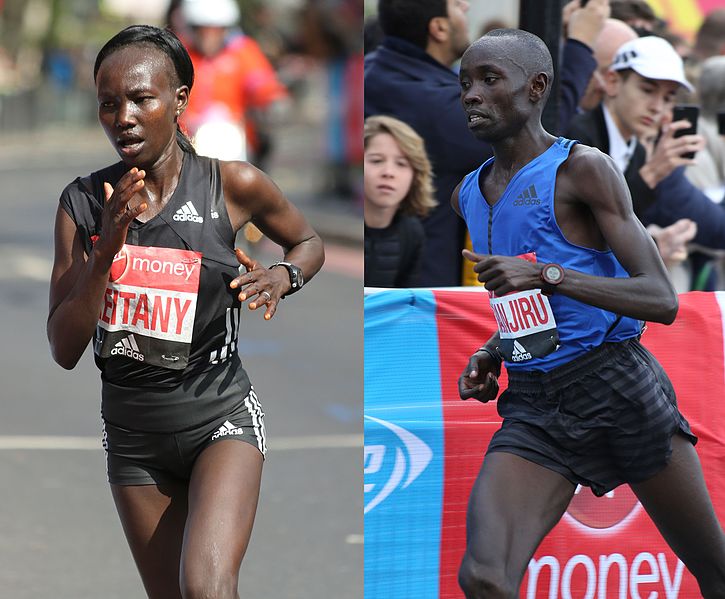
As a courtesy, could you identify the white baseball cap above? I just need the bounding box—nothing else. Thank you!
[182,0,239,27]
[610,35,693,92]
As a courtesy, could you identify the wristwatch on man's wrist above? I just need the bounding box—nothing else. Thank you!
[540,263,565,296]
[269,262,304,297]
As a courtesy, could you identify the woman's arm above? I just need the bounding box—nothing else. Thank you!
[222,161,325,319]
[47,169,147,369]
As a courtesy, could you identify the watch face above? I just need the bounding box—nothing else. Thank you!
[543,264,563,284]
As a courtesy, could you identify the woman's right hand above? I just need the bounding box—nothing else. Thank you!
[96,167,148,262]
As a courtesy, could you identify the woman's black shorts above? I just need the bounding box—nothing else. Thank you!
[487,337,697,496]
[103,386,266,486]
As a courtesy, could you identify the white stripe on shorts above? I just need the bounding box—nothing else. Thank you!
[243,386,267,455]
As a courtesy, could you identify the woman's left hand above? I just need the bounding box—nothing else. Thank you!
[229,248,290,320]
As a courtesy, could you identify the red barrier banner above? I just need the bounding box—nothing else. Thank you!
[433,290,725,598]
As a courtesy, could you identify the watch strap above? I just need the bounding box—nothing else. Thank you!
[269,261,303,297]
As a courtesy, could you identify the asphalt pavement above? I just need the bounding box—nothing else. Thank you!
[0,127,363,598]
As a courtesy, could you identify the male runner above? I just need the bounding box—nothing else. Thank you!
[451,28,725,598]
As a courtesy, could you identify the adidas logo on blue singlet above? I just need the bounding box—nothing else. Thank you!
[513,184,540,206]
[173,201,204,223]
[511,340,532,362]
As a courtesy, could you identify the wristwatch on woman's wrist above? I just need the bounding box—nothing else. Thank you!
[269,262,304,298]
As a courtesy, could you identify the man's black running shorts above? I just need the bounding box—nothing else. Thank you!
[487,338,696,496]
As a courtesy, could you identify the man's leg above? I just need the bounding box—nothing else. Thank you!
[459,451,576,599]
[630,434,725,598]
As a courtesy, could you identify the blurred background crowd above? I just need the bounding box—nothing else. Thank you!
[0,0,363,228]
[6,0,725,292]
[363,0,725,294]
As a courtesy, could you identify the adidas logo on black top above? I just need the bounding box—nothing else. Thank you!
[173,201,204,223]
[513,184,540,206]
[110,334,145,362]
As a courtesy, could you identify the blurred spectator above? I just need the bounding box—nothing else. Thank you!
[245,4,291,68]
[165,0,188,40]
[577,18,636,112]
[685,56,725,203]
[175,0,289,170]
[609,0,659,32]
[686,56,725,201]
[679,57,725,307]
[364,115,436,287]
[647,219,698,267]
[694,9,725,62]
[557,0,610,132]
[297,0,363,200]
[684,9,725,105]
[365,0,492,287]
[566,34,725,290]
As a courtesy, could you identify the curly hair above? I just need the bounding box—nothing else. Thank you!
[364,115,437,218]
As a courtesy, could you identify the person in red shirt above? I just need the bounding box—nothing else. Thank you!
[177,0,288,169]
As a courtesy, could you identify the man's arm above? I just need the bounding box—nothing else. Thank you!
[557,0,609,132]
[557,40,596,134]
[644,167,725,250]
[551,146,678,322]
[450,180,463,216]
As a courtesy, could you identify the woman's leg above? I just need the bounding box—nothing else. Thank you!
[110,480,189,599]
[179,440,264,599]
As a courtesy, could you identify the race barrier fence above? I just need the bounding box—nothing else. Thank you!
[364,288,725,599]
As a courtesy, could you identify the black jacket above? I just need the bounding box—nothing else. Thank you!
[365,213,425,288]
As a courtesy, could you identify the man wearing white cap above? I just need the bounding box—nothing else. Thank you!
[568,34,725,282]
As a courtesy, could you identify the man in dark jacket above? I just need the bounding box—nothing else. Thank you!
[365,0,484,286]
[567,34,725,254]
[366,0,609,286]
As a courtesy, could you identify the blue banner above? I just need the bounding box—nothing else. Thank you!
[364,290,444,598]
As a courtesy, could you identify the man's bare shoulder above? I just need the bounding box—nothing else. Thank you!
[558,142,632,214]
[564,142,620,175]
[559,143,624,193]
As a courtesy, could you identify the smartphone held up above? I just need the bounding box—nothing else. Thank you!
[672,104,699,160]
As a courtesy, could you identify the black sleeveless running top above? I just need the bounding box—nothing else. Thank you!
[59,153,248,391]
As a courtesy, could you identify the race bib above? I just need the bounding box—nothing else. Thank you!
[93,242,202,370]
[488,253,560,363]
